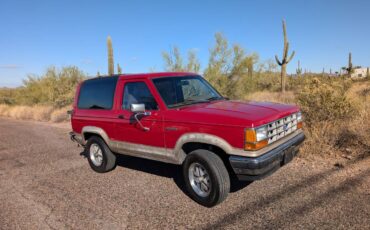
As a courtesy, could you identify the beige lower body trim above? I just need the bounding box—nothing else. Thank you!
[109,141,181,164]
[76,126,185,164]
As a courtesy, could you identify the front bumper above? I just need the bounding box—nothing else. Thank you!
[229,131,305,181]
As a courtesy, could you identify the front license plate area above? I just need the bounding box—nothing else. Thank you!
[283,146,295,165]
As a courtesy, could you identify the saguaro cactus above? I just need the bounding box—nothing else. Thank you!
[117,63,122,74]
[367,67,370,78]
[275,20,295,93]
[107,36,114,75]
[342,52,360,77]
[296,60,302,76]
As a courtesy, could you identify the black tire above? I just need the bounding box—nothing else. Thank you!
[183,149,230,207]
[85,136,116,173]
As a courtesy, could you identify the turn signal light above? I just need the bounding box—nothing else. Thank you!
[245,129,256,143]
[297,121,303,129]
[244,140,268,151]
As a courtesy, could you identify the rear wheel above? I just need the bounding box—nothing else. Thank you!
[85,136,116,173]
[183,149,230,207]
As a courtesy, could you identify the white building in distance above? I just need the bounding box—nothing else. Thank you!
[351,67,369,78]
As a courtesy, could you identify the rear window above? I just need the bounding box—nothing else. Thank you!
[77,77,118,110]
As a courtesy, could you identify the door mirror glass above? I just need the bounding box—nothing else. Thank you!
[130,103,145,113]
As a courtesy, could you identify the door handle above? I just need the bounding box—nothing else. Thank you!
[118,115,124,119]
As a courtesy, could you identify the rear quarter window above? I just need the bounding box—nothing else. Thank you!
[77,77,118,110]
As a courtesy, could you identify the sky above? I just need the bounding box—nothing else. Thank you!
[0,0,369,87]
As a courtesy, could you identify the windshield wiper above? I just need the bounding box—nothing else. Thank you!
[206,96,225,101]
[169,99,209,108]
[169,96,226,108]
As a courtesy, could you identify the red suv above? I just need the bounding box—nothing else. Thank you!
[70,72,305,207]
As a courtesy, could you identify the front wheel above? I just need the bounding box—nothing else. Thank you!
[183,149,230,207]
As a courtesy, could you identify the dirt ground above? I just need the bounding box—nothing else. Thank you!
[0,118,369,229]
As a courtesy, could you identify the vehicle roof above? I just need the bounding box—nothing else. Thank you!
[91,72,198,81]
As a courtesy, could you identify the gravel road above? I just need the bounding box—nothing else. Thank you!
[0,118,369,230]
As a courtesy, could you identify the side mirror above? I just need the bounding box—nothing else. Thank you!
[130,103,151,131]
[130,104,145,113]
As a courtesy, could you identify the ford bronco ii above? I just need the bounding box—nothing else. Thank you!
[69,72,305,207]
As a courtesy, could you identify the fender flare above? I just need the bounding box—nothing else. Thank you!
[173,133,234,163]
[81,126,111,144]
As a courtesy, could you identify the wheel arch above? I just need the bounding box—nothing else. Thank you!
[81,126,110,144]
[174,133,233,164]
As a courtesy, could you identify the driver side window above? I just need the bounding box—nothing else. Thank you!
[122,82,158,110]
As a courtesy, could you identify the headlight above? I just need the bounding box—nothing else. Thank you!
[297,111,303,129]
[297,111,302,122]
[256,126,268,141]
[245,125,268,151]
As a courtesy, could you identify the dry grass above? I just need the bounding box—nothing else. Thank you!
[244,91,296,104]
[32,105,54,121]
[50,107,70,123]
[0,104,70,122]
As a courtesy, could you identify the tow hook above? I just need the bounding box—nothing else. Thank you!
[69,132,85,147]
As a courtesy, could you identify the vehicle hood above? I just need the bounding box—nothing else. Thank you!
[164,100,299,127]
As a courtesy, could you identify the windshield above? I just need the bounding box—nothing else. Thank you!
[152,76,224,108]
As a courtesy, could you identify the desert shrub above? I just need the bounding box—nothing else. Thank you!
[297,78,354,126]
[15,66,85,108]
[298,79,370,158]
[299,121,339,157]
[0,88,18,105]
[301,111,369,158]
[253,72,281,92]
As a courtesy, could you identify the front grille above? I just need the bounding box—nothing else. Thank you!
[267,113,298,144]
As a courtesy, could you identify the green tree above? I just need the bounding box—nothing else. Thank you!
[107,36,114,75]
[186,50,201,73]
[162,46,184,71]
[162,46,200,72]
[204,33,253,98]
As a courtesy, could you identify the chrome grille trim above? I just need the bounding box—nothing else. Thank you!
[266,113,299,144]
